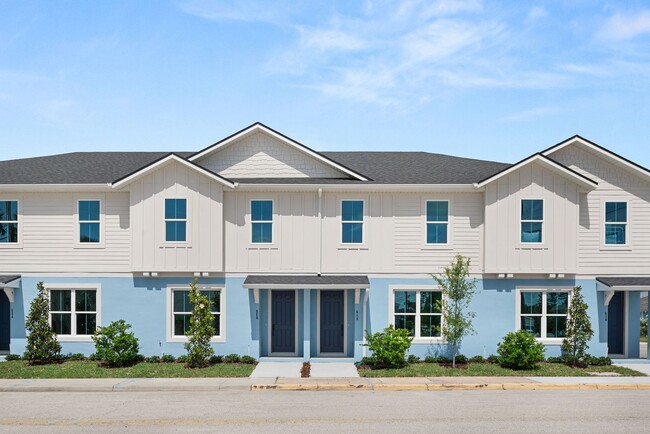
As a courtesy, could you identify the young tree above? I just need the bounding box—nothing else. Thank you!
[185,279,215,368]
[561,286,593,366]
[433,255,477,368]
[24,282,61,364]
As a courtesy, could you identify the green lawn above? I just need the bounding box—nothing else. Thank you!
[0,361,255,379]
[641,336,648,343]
[358,362,645,377]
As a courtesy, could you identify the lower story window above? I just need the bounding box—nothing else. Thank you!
[172,288,222,337]
[393,289,442,338]
[49,288,98,337]
[519,290,569,339]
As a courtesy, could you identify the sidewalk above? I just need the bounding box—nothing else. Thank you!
[3,375,650,392]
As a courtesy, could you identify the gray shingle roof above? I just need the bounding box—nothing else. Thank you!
[0,275,20,284]
[597,277,650,287]
[0,149,509,185]
[243,275,369,287]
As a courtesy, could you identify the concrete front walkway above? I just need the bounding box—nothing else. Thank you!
[250,361,359,378]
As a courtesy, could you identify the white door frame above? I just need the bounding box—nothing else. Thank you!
[316,289,348,357]
[268,289,299,357]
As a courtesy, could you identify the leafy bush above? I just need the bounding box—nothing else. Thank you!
[24,282,62,365]
[184,279,215,368]
[88,353,100,361]
[209,355,224,365]
[469,355,485,364]
[585,355,612,366]
[146,355,161,363]
[642,318,648,338]
[545,356,564,364]
[224,353,241,363]
[176,355,188,364]
[68,353,85,361]
[432,355,451,364]
[5,354,21,361]
[486,354,500,364]
[92,319,140,367]
[363,326,413,369]
[497,330,545,370]
[161,354,176,363]
[455,354,468,364]
[423,356,436,364]
[407,354,420,364]
[241,355,257,364]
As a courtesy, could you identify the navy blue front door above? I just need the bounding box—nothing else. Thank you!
[320,290,344,354]
[271,291,295,354]
[0,290,9,351]
[608,291,624,355]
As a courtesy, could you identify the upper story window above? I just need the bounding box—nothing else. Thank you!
[165,199,187,242]
[0,200,18,244]
[50,288,98,337]
[426,201,448,244]
[341,200,363,244]
[521,199,543,243]
[171,287,222,338]
[251,200,273,243]
[393,289,442,339]
[518,290,569,339]
[78,200,100,243]
[605,202,627,245]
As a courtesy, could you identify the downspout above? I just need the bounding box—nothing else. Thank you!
[318,188,323,276]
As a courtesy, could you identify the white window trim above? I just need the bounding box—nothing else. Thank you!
[164,198,189,244]
[0,198,22,248]
[45,283,101,342]
[166,285,226,343]
[389,285,445,344]
[423,199,452,248]
[250,199,275,245]
[520,198,544,245]
[75,198,104,248]
[602,199,629,249]
[340,199,365,246]
[515,287,571,345]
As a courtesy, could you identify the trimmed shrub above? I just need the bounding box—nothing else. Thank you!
[433,355,451,364]
[5,354,21,361]
[184,279,215,368]
[361,356,375,366]
[88,353,100,361]
[545,356,564,364]
[68,353,85,361]
[497,330,545,370]
[486,354,500,364]
[423,356,436,364]
[241,355,256,364]
[363,326,413,369]
[469,355,485,364]
[176,355,188,364]
[146,355,161,363]
[642,318,648,338]
[209,355,224,365]
[407,354,420,364]
[224,354,241,364]
[455,354,468,364]
[585,355,612,366]
[161,354,176,363]
[92,319,140,367]
[24,282,62,365]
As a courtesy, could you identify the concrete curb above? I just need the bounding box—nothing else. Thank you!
[252,382,650,391]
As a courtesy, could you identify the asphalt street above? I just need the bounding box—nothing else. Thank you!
[1,390,649,433]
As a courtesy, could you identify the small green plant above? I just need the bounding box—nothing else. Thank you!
[486,354,500,364]
[240,355,257,364]
[5,354,22,361]
[585,355,612,366]
[176,355,188,364]
[433,355,451,364]
[92,319,140,367]
[497,330,545,370]
[641,318,648,338]
[469,355,485,364]
[433,255,478,368]
[68,353,85,361]
[455,354,468,364]
[423,356,436,364]
[146,355,161,363]
[363,325,413,369]
[561,286,594,367]
[184,279,215,368]
[224,353,241,363]
[161,354,176,363]
[545,356,564,364]
[88,353,101,361]
[209,355,223,364]
[407,354,420,364]
[24,282,62,365]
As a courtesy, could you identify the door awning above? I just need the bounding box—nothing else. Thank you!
[243,275,370,289]
[596,277,650,290]
[0,275,20,303]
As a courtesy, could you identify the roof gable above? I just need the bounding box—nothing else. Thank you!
[189,123,369,181]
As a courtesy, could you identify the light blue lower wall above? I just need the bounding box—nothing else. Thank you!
[9,276,612,359]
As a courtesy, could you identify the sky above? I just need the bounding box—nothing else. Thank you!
[2,0,650,167]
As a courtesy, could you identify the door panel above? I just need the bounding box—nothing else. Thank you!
[0,290,9,351]
[271,291,295,354]
[320,290,344,354]
[608,291,624,355]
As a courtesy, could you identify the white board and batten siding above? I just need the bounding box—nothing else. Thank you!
[129,160,224,272]
[551,145,650,275]
[0,192,130,273]
[224,191,483,274]
[199,132,343,178]
[484,162,579,274]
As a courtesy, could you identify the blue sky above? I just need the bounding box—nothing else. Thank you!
[2,0,650,167]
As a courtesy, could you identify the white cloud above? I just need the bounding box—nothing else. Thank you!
[297,27,368,51]
[599,10,650,41]
[526,6,546,22]
[177,0,292,24]
[502,106,557,122]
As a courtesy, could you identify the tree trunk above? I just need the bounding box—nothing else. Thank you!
[452,343,457,369]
